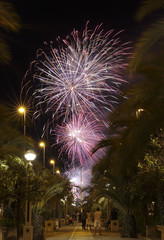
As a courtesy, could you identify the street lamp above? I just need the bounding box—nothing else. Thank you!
[80,167,83,213]
[18,106,26,136]
[56,170,60,175]
[50,159,55,175]
[23,150,36,240]
[39,141,46,168]
[25,150,36,164]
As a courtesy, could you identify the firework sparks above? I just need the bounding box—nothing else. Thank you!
[67,167,92,187]
[29,22,130,121]
[21,22,130,169]
[54,114,106,167]
[65,166,92,201]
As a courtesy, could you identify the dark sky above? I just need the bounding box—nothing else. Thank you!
[0,0,145,102]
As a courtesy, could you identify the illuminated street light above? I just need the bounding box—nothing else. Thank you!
[39,141,45,147]
[50,159,54,164]
[39,141,46,168]
[25,150,36,163]
[18,106,26,136]
[18,106,25,113]
[56,170,60,175]
[50,159,55,175]
[81,167,83,213]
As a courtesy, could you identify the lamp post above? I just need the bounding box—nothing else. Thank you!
[50,159,55,175]
[18,106,26,136]
[39,141,46,168]
[23,150,36,240]
[80,167,83,213]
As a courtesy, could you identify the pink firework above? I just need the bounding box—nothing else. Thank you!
[25,22,131,121]
[54,114,106,167]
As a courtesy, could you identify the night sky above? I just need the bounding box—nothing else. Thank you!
[0,0,147,169]
[0,0,145,101]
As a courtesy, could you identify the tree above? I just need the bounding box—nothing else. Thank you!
[138,129,164,224]
[90,162,139,237]
[91,50,164,234]
[130,0,164,71]
[95,46,164,176]
[91,107,164,235]
[31,167,72,240]
[0,156,45,239]
[0,1,21,64]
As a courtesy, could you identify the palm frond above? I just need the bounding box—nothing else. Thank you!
[135,0,164,22]
[90,179,129,214]
[129,18,164,71]
[0,38,11,64]
[43,180,68,204]
[92,138,111,154]
[0,1,21,32]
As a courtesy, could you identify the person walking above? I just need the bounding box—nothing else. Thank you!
[94,207,102,235]
[86,210,92,230]
[81,209,87,230]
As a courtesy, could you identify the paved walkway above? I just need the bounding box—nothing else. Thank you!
[44,223,145,240]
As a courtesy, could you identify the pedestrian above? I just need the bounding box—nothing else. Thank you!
[81,209,87,230]
[69,215,73,225]
[79,212,81,222]
[105,217,111,230]
[94,207,102,235]
[86,210,92,230]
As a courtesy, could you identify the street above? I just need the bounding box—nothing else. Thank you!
[44,222,145,240]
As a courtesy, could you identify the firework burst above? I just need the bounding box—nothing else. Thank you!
[22,22,131,168]
[28,22,130,121]
[54,114,106,167]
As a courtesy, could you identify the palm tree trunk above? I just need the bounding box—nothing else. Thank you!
[16,198,20,240]
[157,182,164,224]
[33,210,44,240]
[121,214,137,238]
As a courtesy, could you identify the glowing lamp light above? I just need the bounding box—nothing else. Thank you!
[24,150,36,161]
[50,159,55,164]
[39,141,45,147]
[18,106,25,113]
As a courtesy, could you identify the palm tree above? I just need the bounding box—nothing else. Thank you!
[89,165,139,237]
[96,45,164,175]
[0,1,21,64]
[32,169,72,240]
[130,0,164,71]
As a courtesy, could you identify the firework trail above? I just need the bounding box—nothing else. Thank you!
[53,113,106,167]
[28,22,130,121]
